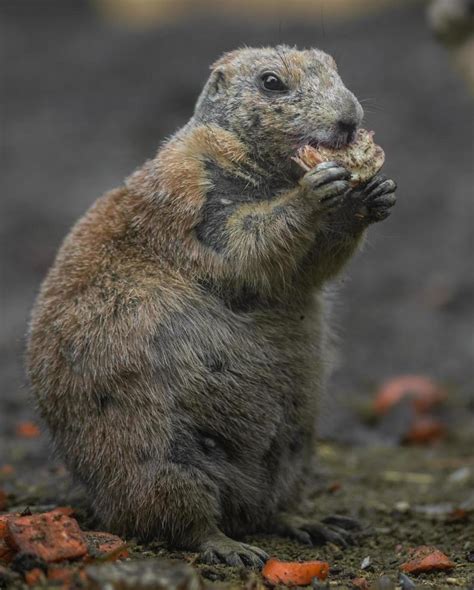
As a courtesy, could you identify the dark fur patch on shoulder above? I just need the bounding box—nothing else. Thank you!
[195,160,292,252]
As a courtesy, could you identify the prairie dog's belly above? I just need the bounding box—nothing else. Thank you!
[155,300,324,528]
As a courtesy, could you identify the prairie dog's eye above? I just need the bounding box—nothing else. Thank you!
[260,72,288,93]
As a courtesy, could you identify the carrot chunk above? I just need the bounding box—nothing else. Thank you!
[0,514,19,539]
[84,531,129,560]
[404,415,445,444]
[262,557,330,586]
[401,545,455,574]
[6,511,87,562]
[374,375,445,415]
[15,421,41,438]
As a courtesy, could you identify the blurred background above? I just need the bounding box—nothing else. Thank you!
[1,0,473,454]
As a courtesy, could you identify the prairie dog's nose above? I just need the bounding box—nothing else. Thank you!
[337,119,358,144]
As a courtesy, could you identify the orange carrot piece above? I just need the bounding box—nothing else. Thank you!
[49,506,75,518]
[15,421,41,438]
[6,511,87,562]
[84,531,129,560]
[401,546,455,574]
[24,568,45,586]
[0,514,19,539]
[404,416,445,444]
[262,557,330,586]
[374,375,445,415]
[0,465,14,476]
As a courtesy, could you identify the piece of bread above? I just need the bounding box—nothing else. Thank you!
[292,129,385,186]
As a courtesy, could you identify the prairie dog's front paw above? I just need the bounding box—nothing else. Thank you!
[355,173,397,223]
[300,161,351,211]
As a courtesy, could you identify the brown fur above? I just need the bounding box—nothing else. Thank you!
[26,45,396,564]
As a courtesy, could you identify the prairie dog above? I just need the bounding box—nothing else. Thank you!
[27,46,397,567]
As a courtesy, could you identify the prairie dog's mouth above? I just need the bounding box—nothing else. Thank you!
[303,132,358,151]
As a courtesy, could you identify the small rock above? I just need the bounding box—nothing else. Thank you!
[399,572,416,589]
[448,466,471,484]
[351,577,369,589]
[0,565,21,588]
[360,556,372,570]
[370,576,395,590]
[394,501,411,513]
[47,566,88,586]
[86,559,204,590]
[11,552,48,575]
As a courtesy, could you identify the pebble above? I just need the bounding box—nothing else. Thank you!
[360,556,372,570]
[448,466,471,483]
[399,572,416,590]
[369,575,395,590]
[86,559,203,590]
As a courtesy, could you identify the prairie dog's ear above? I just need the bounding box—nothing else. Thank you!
[205,67,227,100]
[314,49,338,71]
[194,66,229,115]
[203,49,241,98]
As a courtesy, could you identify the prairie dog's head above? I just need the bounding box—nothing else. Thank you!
[194,45,364,162]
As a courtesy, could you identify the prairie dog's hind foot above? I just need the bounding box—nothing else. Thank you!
[272,513,364,549]
[199,532,269,569]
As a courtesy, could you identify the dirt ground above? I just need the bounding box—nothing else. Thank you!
[1,0,473,588]
[1,428,473,589]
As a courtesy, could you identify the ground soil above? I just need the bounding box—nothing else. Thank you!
[1,425,473,589]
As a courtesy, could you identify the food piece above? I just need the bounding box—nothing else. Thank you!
[24,568,45,587]
[15,421,40,438]
[48,506,75,518]
[293,128,385,186]
[374,375,446,415]
[0,514,19,539]
[0,465,14,476]
[84,531,129,561]
[6,511,88,562]
[400,546,455,574]
[404,415,445,444]
[262,557,330,586]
